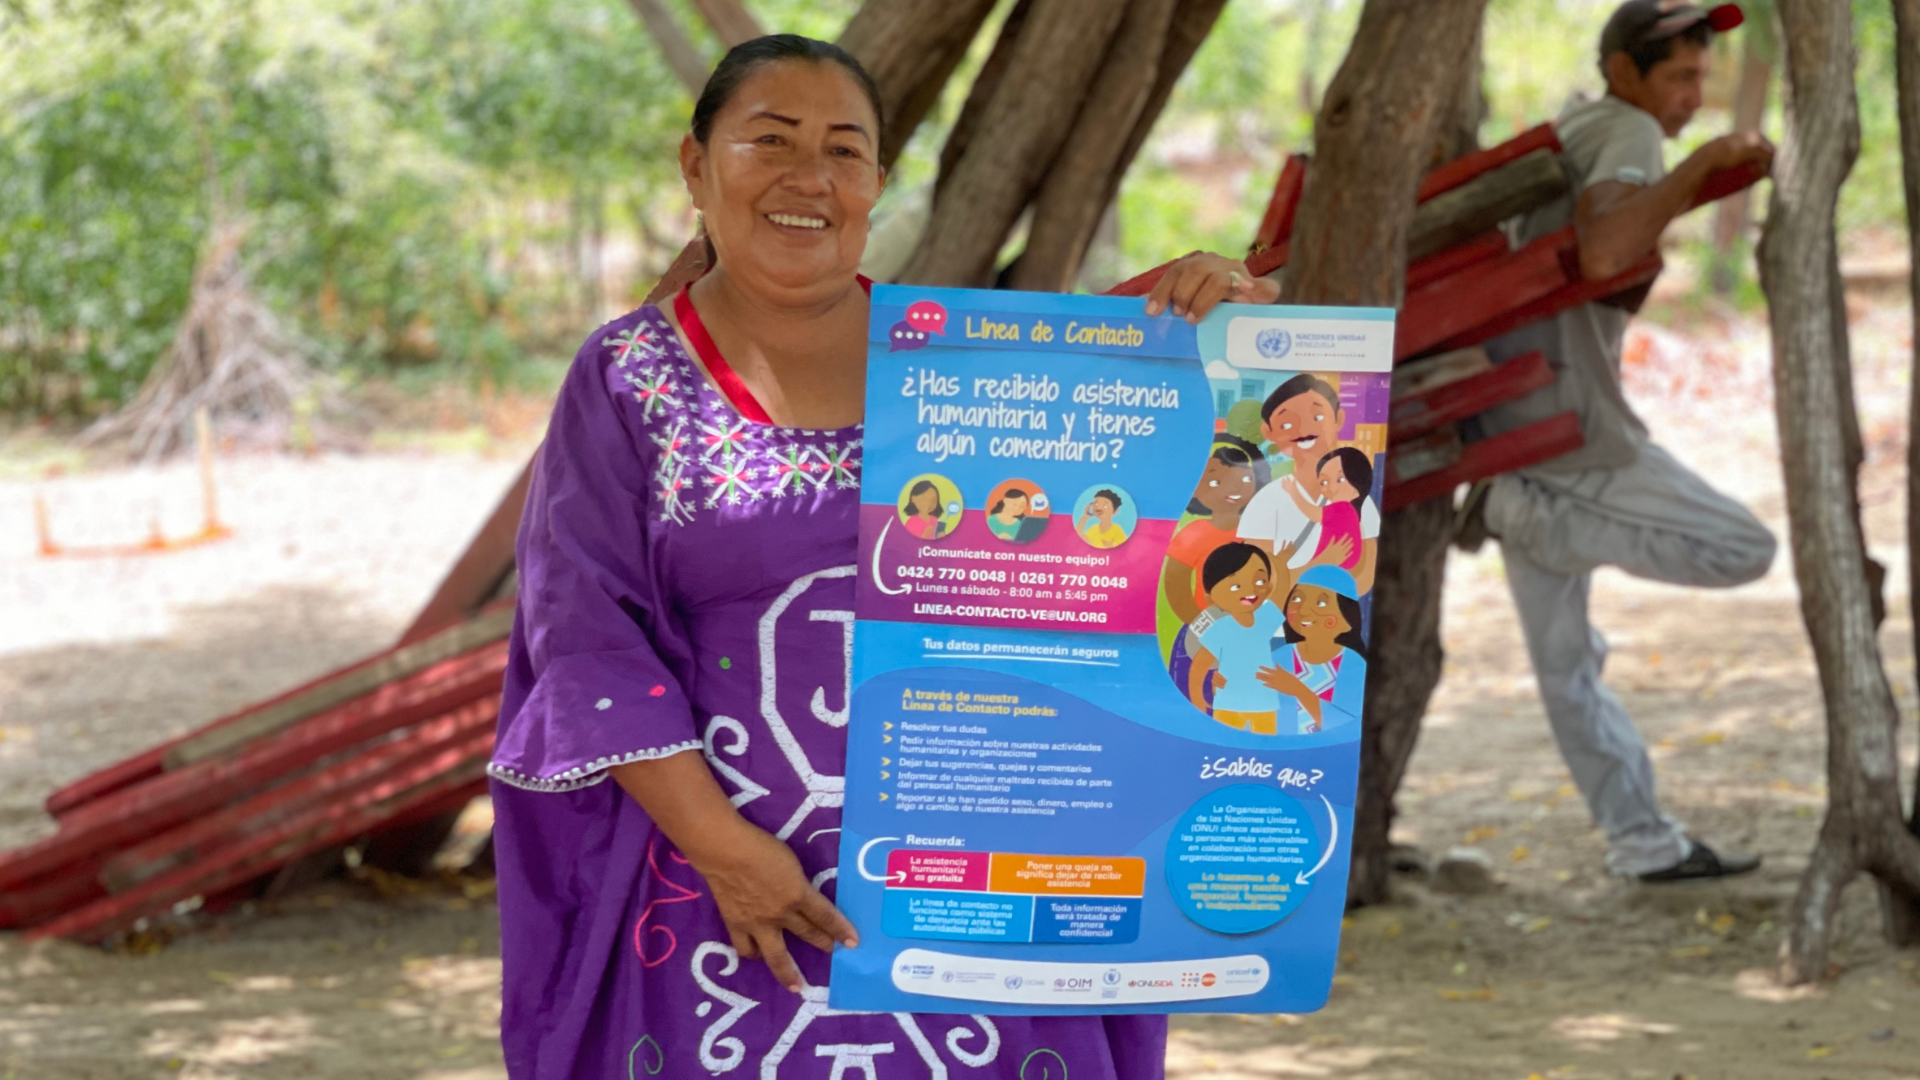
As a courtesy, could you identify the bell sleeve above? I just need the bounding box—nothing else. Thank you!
[488,329,702,793]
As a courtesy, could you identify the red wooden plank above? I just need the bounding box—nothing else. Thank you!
[1252,154,1309,252]
[1389,351,1553,443]
[0,857,106,930]
[1415,123,1562,202]
[28,737,495,943]
[1405,230,1509,291]
[100,703,497,895]
[1397,227,1577,360]
[44,604,508,819]
[1425,251,1662,356]
[1383,411,1584,510]
[398,465,532,646]
[0,643,507,893]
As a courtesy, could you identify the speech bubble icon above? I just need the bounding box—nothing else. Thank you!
[905,300,948,335]
[888,321,928,353]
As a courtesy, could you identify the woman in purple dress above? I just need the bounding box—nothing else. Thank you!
[489,34,1280,1080]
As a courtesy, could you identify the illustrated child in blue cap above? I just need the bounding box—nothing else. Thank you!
[1261,565,1369,735]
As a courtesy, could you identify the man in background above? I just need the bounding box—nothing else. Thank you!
[1467,1,1778,883]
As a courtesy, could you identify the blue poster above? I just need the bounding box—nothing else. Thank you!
[830,285,1395,1015]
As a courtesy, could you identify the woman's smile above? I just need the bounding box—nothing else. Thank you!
[766,212,829,230]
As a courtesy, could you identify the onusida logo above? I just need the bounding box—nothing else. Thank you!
[1255,327,1293,359]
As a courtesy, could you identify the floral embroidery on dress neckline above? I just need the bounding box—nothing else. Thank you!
[602,307,863,525]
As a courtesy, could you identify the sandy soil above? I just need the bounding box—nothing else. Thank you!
[3,303,1919,1079]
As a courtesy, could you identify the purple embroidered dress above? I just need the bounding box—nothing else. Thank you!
[489,303,1168,1079]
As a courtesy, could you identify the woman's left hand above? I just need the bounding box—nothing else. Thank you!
[1144,252,1281,324]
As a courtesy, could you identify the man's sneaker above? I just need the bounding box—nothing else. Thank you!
[1637,838,1762,883]
[1453,479,1496,553]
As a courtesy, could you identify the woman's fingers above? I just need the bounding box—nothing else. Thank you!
[782,912,838,955]
[1182,271,1235,323]
[800,890,860,949]
[1144,265,1183,317]
[729,927,761,960]
[756,927,806,993]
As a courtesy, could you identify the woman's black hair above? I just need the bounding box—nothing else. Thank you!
[902,479,943,518]
[692,35,884,146]
[1186,443,1256,517]
[989,487,1030,518]
[1200,542,1271,595]
[1260,373,1341,425]
[1317,447,1375,512]
[1282,587,1367,657]
[1092,488,1123,512]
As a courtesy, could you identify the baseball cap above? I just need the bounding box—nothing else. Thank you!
[1600,1,1744,61]
[1294,565,1360,601]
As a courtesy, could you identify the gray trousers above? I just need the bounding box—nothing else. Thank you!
[1486,443,1777,874]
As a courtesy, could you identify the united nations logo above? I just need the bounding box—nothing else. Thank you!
[1256,327,1293,359]
[1004,975,1023,989]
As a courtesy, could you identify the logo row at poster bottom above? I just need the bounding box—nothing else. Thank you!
[890,948,1270,1005]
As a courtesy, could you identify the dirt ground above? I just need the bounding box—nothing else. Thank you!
[3,301,1919,1079]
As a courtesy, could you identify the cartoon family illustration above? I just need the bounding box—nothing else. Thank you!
[1161,373,1380,737]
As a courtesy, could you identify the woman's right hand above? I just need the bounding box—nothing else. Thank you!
[688,818,859,993]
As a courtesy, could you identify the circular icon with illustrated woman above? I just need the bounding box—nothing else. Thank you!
[1072,483,1138,550]
[983,479,1050,544]
[896,474,963,541]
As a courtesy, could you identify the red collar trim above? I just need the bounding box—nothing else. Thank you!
[671,275,873,426]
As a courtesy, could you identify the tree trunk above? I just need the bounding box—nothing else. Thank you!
[1891,0,1920,948]
[625,0,710,94]
[1008,0,1180,292]
[1711,10,1773,294]
[1281,0,1489,308]
[1761,0,1920,984]
[838,0,1001,171]
[1277,0,1489,907]
[900,0,1132,287]
[689,0,763,47]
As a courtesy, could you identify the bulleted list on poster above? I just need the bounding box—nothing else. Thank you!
[832,286,1394,1014]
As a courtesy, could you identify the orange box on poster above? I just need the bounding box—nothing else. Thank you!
[987,853,1146,897]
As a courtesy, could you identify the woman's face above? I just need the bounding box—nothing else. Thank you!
[1286,584,1350,640]
[911,488,940,516]
[680,62,884,301]
[1318,457,1357,502]
[1195,457,1255,515]
[1207,556,1272,613]
[999,494,1028,519]
[1089,496,1115,524]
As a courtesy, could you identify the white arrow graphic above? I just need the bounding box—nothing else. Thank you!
[1295,794,1338,886]
[856,836,908,883]
[869,517,913,596]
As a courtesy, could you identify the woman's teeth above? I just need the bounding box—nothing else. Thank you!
[769,213,827,229]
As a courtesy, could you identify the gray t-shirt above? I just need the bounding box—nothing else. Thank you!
[1479,93,1664,474]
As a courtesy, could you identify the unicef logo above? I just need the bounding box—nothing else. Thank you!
[1256,327,1293,359]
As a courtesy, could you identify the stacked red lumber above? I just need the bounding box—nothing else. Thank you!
[0,605,513,941]
[1111,125,1764,509]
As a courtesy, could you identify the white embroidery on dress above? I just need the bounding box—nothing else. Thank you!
[693,942,759,1073]
[757,567,854,840]
[812,1044,894,1080]
[761,985,949,1080]
[806,608,854,729]
[487,739,702,793]
[945,1017,1001,1068]
[703,714,771,810]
